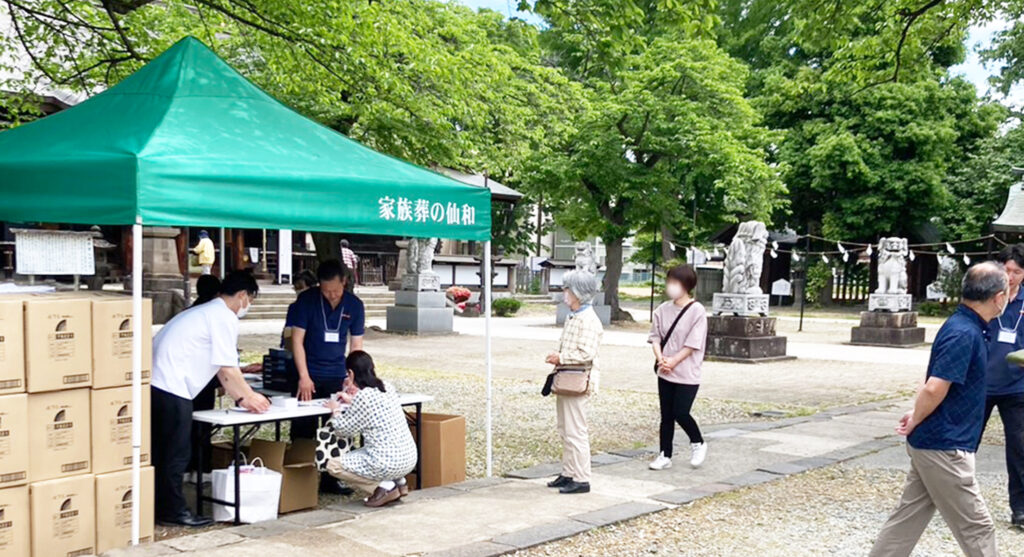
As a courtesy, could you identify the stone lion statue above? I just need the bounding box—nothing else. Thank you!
[722,221,769,294]
[574,242,598,275]
[406,237,438,275]
[876,237,909,294]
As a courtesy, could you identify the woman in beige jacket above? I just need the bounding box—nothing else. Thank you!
[545,270,603,494]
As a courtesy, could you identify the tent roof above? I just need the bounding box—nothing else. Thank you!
[0,37,490,241]
[993,168,1024,234]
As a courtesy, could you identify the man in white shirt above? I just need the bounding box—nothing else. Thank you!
[151,271,271,527]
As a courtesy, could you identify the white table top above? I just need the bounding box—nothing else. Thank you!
[192,393,434,426]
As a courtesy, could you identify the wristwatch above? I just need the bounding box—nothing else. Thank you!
[235,396,245,407]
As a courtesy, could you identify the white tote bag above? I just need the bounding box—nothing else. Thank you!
[212,457,283,523]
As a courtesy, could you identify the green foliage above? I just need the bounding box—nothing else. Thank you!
[941,124,1024,239]
[804,261,832,305]
[918,301,956,317]
[492,297,522,317]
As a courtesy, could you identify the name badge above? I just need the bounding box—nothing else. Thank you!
[324,332,340,343]
[998,329,1016,344]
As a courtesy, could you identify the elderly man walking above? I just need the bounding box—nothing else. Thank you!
[870,262,1009,557]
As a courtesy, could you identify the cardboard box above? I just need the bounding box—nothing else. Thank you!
[28,389,90,482]
[0,396,28,488]
[90,387,150,474]
[0,486,29,557]
[94,467,153,554]
[248,439,318,513]
[407,413,466,489]
[0,299,25,395]
[90,296,152,389]
[30,475,95,557]
[23,296,92,392]
[210,442,250,471]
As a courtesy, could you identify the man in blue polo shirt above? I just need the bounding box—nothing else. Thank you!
[870,261,1008,557]
[289,259,365,438]
[985,244,1024,530]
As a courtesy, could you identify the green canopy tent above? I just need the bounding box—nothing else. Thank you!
[0,36,495,542]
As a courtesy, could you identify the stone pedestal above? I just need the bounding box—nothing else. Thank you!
[706,316,792,363]
[851,311,925,347]
[402,272,441,292]
[712,293,770,317]
[868,293,912,312]
[388,240,408,291]
[556,291,611,326]
[386,290,454,334]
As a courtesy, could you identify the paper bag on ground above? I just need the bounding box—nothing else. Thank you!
[249,439,318,513]
[211,459,282,523]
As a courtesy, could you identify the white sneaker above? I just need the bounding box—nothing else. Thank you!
[690,442,707,468]
[649,452,672,470]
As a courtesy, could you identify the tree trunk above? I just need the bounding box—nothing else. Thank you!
[660,224,676,262]
[311,232,341,263]
[602,236,633,322]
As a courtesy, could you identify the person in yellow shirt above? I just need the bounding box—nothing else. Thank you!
[192,230,216,275]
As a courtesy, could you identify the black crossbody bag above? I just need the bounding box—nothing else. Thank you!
[654,301,695,373]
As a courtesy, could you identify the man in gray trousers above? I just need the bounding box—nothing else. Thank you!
[870,261,1008,557]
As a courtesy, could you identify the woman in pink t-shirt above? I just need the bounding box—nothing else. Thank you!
[648,265,708,470]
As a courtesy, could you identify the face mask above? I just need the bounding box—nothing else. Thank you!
[666,283,684,300]
[236,298,250,319]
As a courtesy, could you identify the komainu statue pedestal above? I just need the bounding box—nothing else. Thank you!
[706,315,793,363]
[851,310,925,347]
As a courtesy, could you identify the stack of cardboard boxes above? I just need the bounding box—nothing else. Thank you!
[0,293,155,557]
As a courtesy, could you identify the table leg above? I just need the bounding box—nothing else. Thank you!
[233,425,241,526]
[415,403,423,490]
[195,431,204,517]
[275,421,281,442]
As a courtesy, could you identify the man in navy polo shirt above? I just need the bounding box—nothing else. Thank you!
[870,262,1008,557]
[289,259,365,440]
[985,244,1024,530]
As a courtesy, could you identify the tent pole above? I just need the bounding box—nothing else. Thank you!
[219,228,226,279]
[484,240,493,477]
[131,220,143,545]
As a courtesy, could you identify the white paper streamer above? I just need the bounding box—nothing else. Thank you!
[770,249,778,259]
[866,244,873,256]
[946,242,956,254]
[909,250,916,261]
[963,254,971,265]
[822,254,830,264]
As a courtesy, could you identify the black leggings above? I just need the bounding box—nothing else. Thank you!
[658,378,703,457]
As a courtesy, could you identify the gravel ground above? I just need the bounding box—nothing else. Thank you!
[514,464,1020,557]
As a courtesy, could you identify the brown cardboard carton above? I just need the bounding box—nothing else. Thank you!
[94,467,153,554]
[0,486,29,557]
[406,413,466,489]
[248,439,318,513]
[0,395,28,488]
[23,296,92,392]
[29,475,95,557]
[90,296,152,389]
[90,387,150,474]
[28,389,90,482]
[0,299,25,395]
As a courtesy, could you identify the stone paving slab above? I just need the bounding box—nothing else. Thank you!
[490,519,591,550]
[744,430,860,458]
[591,452,632,466]
[757,460,815,476]
[721,470,784,488]
[505,462,561,480]
[161,530,246,552]
[607,446,657,458]
[692,482,734,495]
[228,519,304,539]
[103,542,181,556]
[705,427,749,440]
[570,501,666,526]
[279,508,355,528]
[449,477,511,491]
[650,488,707,505]
[400,486,465,502]
[423,541,518,557]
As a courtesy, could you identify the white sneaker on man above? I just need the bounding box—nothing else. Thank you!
[649,452,672,470]
[690,442,708,467]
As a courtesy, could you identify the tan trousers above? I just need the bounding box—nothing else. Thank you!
[870,446,998,557]
[556,394,591,483]
[325,458,378,495]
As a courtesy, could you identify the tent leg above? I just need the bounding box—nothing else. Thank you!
[484,241,493,477]
[219,228,226,279]
[131,220,143,545]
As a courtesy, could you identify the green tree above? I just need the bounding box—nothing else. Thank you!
[942,124,1024,238]
[520,0,786,320]
[0,0,577,259]
[716,0,1006,242]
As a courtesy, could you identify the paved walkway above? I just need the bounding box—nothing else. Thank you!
[109,400,958,557]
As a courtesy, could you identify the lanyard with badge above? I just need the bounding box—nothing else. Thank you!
[321,296,343,343]
[996,302,1024,344]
